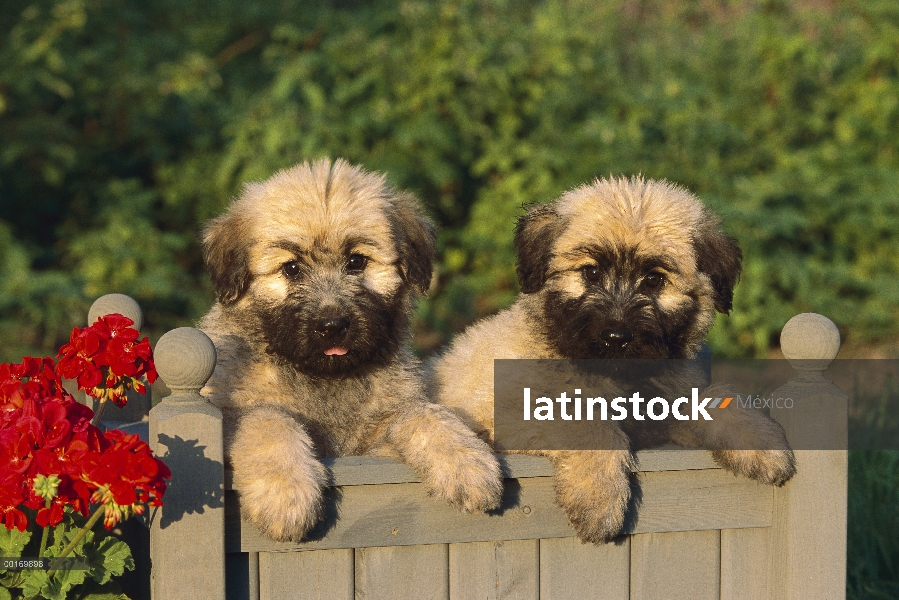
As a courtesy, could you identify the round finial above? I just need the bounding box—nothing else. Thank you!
[89,293,143,330]
[155,328,217,392]
[780,313,840,371]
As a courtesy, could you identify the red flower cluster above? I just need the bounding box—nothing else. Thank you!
[57,314,158,407]
[85,430,169,528]
[0,316,169,532]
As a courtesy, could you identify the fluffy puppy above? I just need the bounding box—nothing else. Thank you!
[430,176,795,543]
[199,158,502,542]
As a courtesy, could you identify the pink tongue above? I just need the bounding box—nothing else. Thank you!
[324,347,348,356]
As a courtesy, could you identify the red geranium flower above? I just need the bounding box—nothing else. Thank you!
[57,314,157,407]
[0,314,165,533]
[0,475,28,532]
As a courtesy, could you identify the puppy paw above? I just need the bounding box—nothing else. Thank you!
[699,387,797,487]
[428,445,503,513]
[389,404,503,513]
[553,450,634,544]
[712,448,796,486]
[237,466,326,542]
[230,407,329,542]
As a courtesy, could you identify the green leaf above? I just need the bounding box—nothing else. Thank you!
[0,528,31,558]
[84,537,134,585]
[20,564,88,600]
[0,584,11,600]
[0,570,26,591]
[19,570,49,599]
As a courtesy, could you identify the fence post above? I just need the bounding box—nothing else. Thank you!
[149,327,224,600]
[769,313,847,599]
[84,293,151,423]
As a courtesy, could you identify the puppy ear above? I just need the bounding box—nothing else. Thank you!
[515,204,564,294]
[202,212,253,306]
[693,220,743,314]
[388,193,436,295]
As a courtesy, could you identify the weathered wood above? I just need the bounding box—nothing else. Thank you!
[630,530,721,600]
[634,448,719,472]
[628,470,771,534]
[227,467,770,553]
[539,536,630,600]
[769,313,847,600]
[448,539,539,600]
[149,327,225,600]
[258,549,353,600]
[223,449,721,490]
[355,544,449,600]
[720,527,770,600]
[249,552,259,600]
[769,450,848,600]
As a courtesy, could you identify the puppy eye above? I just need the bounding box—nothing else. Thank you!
[582,265,601,282]
[642,272,664,290]
[347,254,368,272]
[282,261,301,280]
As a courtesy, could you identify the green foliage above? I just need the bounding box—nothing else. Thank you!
[0,528,32,567]
[0,510,133,600]
[3,0,899,360]
[848,451,899,600]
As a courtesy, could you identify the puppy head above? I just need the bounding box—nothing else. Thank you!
[202,158,435,376]
[515,176,741,359]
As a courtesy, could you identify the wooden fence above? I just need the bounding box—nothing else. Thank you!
[87,295,848,600]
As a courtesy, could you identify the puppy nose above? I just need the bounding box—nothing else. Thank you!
[315,317,350,337]
[600,328,633,348]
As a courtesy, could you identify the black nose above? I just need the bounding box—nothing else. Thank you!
[600,328,633,349]
[314,317,350,337]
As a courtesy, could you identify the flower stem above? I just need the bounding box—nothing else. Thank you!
[89,397,108,428]
[46,504,104,578]
[38,500,51,557]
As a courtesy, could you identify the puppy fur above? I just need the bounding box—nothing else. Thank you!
[430,176,795,543]
[200,158,502,542]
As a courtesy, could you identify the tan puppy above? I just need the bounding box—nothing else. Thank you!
[431,176,795,543]
[199,158,502,542]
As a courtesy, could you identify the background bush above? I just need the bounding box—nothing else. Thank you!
[2,2,898,595]
[3,0,899,360]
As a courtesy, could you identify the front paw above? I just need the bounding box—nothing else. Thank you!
[230,407,329,541]
[712,448,796,486]
[553,451,633,544]
[427,446,503,513]
[237,467,325,542]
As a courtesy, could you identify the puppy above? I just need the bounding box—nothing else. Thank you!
[199,158,502,541]
[430,176,795,543]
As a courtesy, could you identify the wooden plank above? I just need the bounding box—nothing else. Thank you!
[249,552,259,600]
[227,469,771,553]
[355,544,449,600]
[224,451,721,489]
[769,377,848,599]
[448,539,539,600]
[326,456,428,486]
[720,528,769,600]
[539,536,629,600]
[628,470,771,535]
[258,549,353,600]
[630,530,721,600]
[634,449,719,472]
[150,400,225,600]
